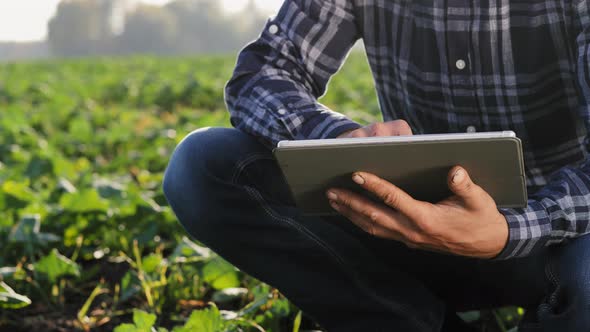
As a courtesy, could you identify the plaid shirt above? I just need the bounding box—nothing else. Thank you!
[225,0,590,259]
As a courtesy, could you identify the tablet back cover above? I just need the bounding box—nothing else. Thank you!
[273,137,527,216]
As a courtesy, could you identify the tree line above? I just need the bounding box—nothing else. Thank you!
[47,0,270,57]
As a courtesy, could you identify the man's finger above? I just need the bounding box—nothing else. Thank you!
[328,189,397,230]
[350,129,370,138]
[384,119,413,136]
[329,200,383,237]
[329,199,406,242]
[447,166,485,208]
[327,188,421,237]
[330,200,431,250]
[351,172,428,221]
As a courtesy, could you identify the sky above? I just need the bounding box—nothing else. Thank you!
[0,0,283,42]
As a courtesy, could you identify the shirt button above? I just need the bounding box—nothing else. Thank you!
[466,125,476,133]
[278,109,287,115]
[455,59,466,70]
[269,24,279,35]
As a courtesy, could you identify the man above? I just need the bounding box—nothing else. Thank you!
[163,0,590,331]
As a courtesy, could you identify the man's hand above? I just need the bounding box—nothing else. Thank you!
[326,167,509,259]
[337,120,413,138]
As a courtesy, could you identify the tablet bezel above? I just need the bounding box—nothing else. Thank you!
[277,131,517,149]
[273,131,527,216]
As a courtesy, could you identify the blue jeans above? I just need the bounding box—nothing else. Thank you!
[163,127,590,332]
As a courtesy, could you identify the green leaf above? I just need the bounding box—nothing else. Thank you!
[457,311,481,323]
[202,256,240,290]
[52,156,77,179]
[169,236,212,263]
[2,180,35,202]
[93,178,125,199]
[134,222,158,245]
[270,297,291,317]
[141,253,163,274]
[69,117,93,141]
[0,267,17,277]
[133,309,157,330]
[172,304,222,332]
[211,287,248,304]
[0,281,32,309]
[113,324,138,332]
[9,215,60,246]
[57,178,77,193]
[25,155,54,179]
[292,310,302,332]
[34,248,80,283]
[59,189,109,213]
[9,215,40,242]
[113,310,157,332]
[36,232,62,244]
[251,283,272,302]
[119,271,141,303]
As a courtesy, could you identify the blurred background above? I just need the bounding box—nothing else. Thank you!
[0,0,282,61]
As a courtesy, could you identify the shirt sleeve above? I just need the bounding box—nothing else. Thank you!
[495,7,590,260]
[224,0,362,147]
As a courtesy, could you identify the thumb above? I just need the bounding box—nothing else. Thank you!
[448,166,479,202]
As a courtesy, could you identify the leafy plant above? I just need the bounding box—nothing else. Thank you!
[34,249,81,284]
[0,281,31,309]
[113,309,160,332]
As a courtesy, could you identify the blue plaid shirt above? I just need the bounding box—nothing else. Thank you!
[225,0,590,259]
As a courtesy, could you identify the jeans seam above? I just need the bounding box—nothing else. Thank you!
[231,152,436,331]
[231,153,274,184]
[231,154,354,278]
[546,253,561,307]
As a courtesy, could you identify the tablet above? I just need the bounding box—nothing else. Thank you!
[273,131,527,216]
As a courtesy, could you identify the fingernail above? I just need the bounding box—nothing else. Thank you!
[329,200,340,211]
[452,169,464,184]
[327,191,338,201]
[352,173,365,185]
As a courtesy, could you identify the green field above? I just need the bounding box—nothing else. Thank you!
[0,54,521,331]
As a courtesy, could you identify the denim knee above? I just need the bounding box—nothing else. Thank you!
[537,234,590,331]
[162,127,264,242]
